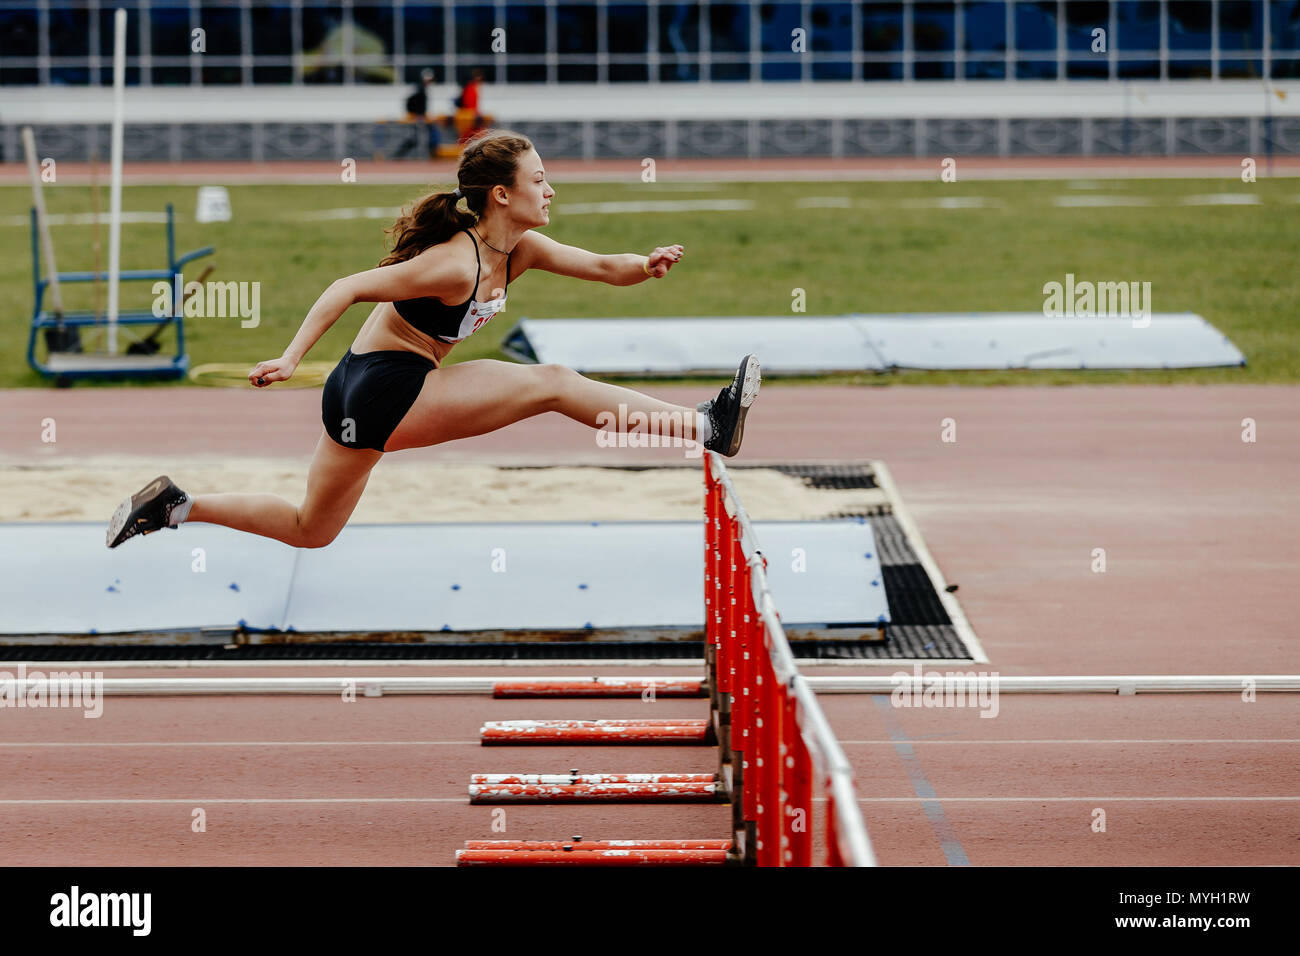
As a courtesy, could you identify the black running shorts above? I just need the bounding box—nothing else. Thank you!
[321,348,436,452]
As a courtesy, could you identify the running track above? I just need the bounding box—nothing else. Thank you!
[1,383,1297,865]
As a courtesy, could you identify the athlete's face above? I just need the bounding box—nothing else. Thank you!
[511,149,554,227]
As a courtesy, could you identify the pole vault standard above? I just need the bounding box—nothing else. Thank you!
[106,6,127,356]
[21,126,63,322]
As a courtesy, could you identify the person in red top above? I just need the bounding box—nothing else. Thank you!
[455,69,486,141]
[460,69,482,112]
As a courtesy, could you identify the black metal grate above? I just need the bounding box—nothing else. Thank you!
[0,633,965,662]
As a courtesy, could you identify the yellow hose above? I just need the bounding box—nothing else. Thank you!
[188,362,335,389]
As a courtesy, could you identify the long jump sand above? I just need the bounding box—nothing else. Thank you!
[0,457,882,523]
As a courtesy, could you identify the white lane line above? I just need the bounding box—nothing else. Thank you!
[622,182,721,191]
[796,196,854,208]
[850,796,1300,802]
[0,798,467,805]
[1181,194,1261,205]
[1053,195,1154,207]
[558,199,754,215]
[296,206,399,221]
[0,741,480,747]
[290,199,756,221]
[8,738,1290,750]
[5,659,716,669]
[898,196,993,209]
[0,660,712,671]
[838,739,1300,745]
[5,658,943,669]
[4,796,1288,806]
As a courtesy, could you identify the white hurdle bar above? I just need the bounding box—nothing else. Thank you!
[0,675,1296,697]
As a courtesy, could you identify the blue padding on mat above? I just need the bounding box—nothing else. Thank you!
[0,521,887,635]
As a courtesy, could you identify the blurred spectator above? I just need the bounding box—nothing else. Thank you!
[454,69,488,141]
[394,68,441,159]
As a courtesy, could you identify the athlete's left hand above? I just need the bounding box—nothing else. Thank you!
[646,245,684,278]
[249,355,297,387]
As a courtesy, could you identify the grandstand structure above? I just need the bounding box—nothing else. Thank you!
[3,1,1299,159]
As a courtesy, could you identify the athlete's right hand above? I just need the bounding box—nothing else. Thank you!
[249,356,297,387]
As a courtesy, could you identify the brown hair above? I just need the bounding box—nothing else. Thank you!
[379,129,534,266]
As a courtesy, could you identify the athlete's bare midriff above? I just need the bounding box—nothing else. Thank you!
[350,302,454,367]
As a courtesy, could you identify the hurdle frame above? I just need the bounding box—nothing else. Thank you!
[704,451,877,867]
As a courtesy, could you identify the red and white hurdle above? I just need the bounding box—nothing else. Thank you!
[457,452,876,867]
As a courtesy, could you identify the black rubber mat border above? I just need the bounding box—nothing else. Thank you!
[0,628,967,663]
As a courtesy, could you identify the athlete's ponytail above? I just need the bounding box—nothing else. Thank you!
[380,190,473,265]
[380,129,534,266]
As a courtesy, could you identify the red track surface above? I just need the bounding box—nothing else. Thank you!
[1,383,1297,865]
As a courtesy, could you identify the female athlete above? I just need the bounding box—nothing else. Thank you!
[107,130,760,550]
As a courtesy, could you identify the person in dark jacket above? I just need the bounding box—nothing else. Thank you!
[394,68,441,159]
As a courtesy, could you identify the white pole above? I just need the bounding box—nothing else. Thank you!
[106,6,127,356]
[21,126,63,318]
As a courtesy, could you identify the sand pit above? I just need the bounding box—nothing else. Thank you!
[0,456,884,524]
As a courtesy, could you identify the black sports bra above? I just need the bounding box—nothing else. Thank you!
[393,229,512,344]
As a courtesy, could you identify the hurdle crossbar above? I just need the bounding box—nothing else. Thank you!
[2,675,1295,696]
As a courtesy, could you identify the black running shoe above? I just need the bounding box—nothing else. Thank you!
[106,475,190,548]
[697,354,761,458]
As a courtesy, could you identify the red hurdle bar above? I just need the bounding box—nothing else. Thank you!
[464,840,731,851]
[467,773,721,805]
[480,718,713,745]
[471,773,711,785]
[468,782,718,803]
[456,848,728,866]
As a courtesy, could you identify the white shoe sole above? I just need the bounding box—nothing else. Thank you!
[738,355,761,408]
[724,355,761,456]
[106,494,134,548]
[105,475,177,548]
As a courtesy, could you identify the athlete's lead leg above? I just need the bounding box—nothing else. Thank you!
[385,360,704,451]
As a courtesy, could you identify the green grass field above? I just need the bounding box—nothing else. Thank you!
[2,176,1297,388]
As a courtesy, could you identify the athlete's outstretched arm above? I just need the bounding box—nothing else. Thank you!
[248,249,475,386]
[516,231,684,286]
